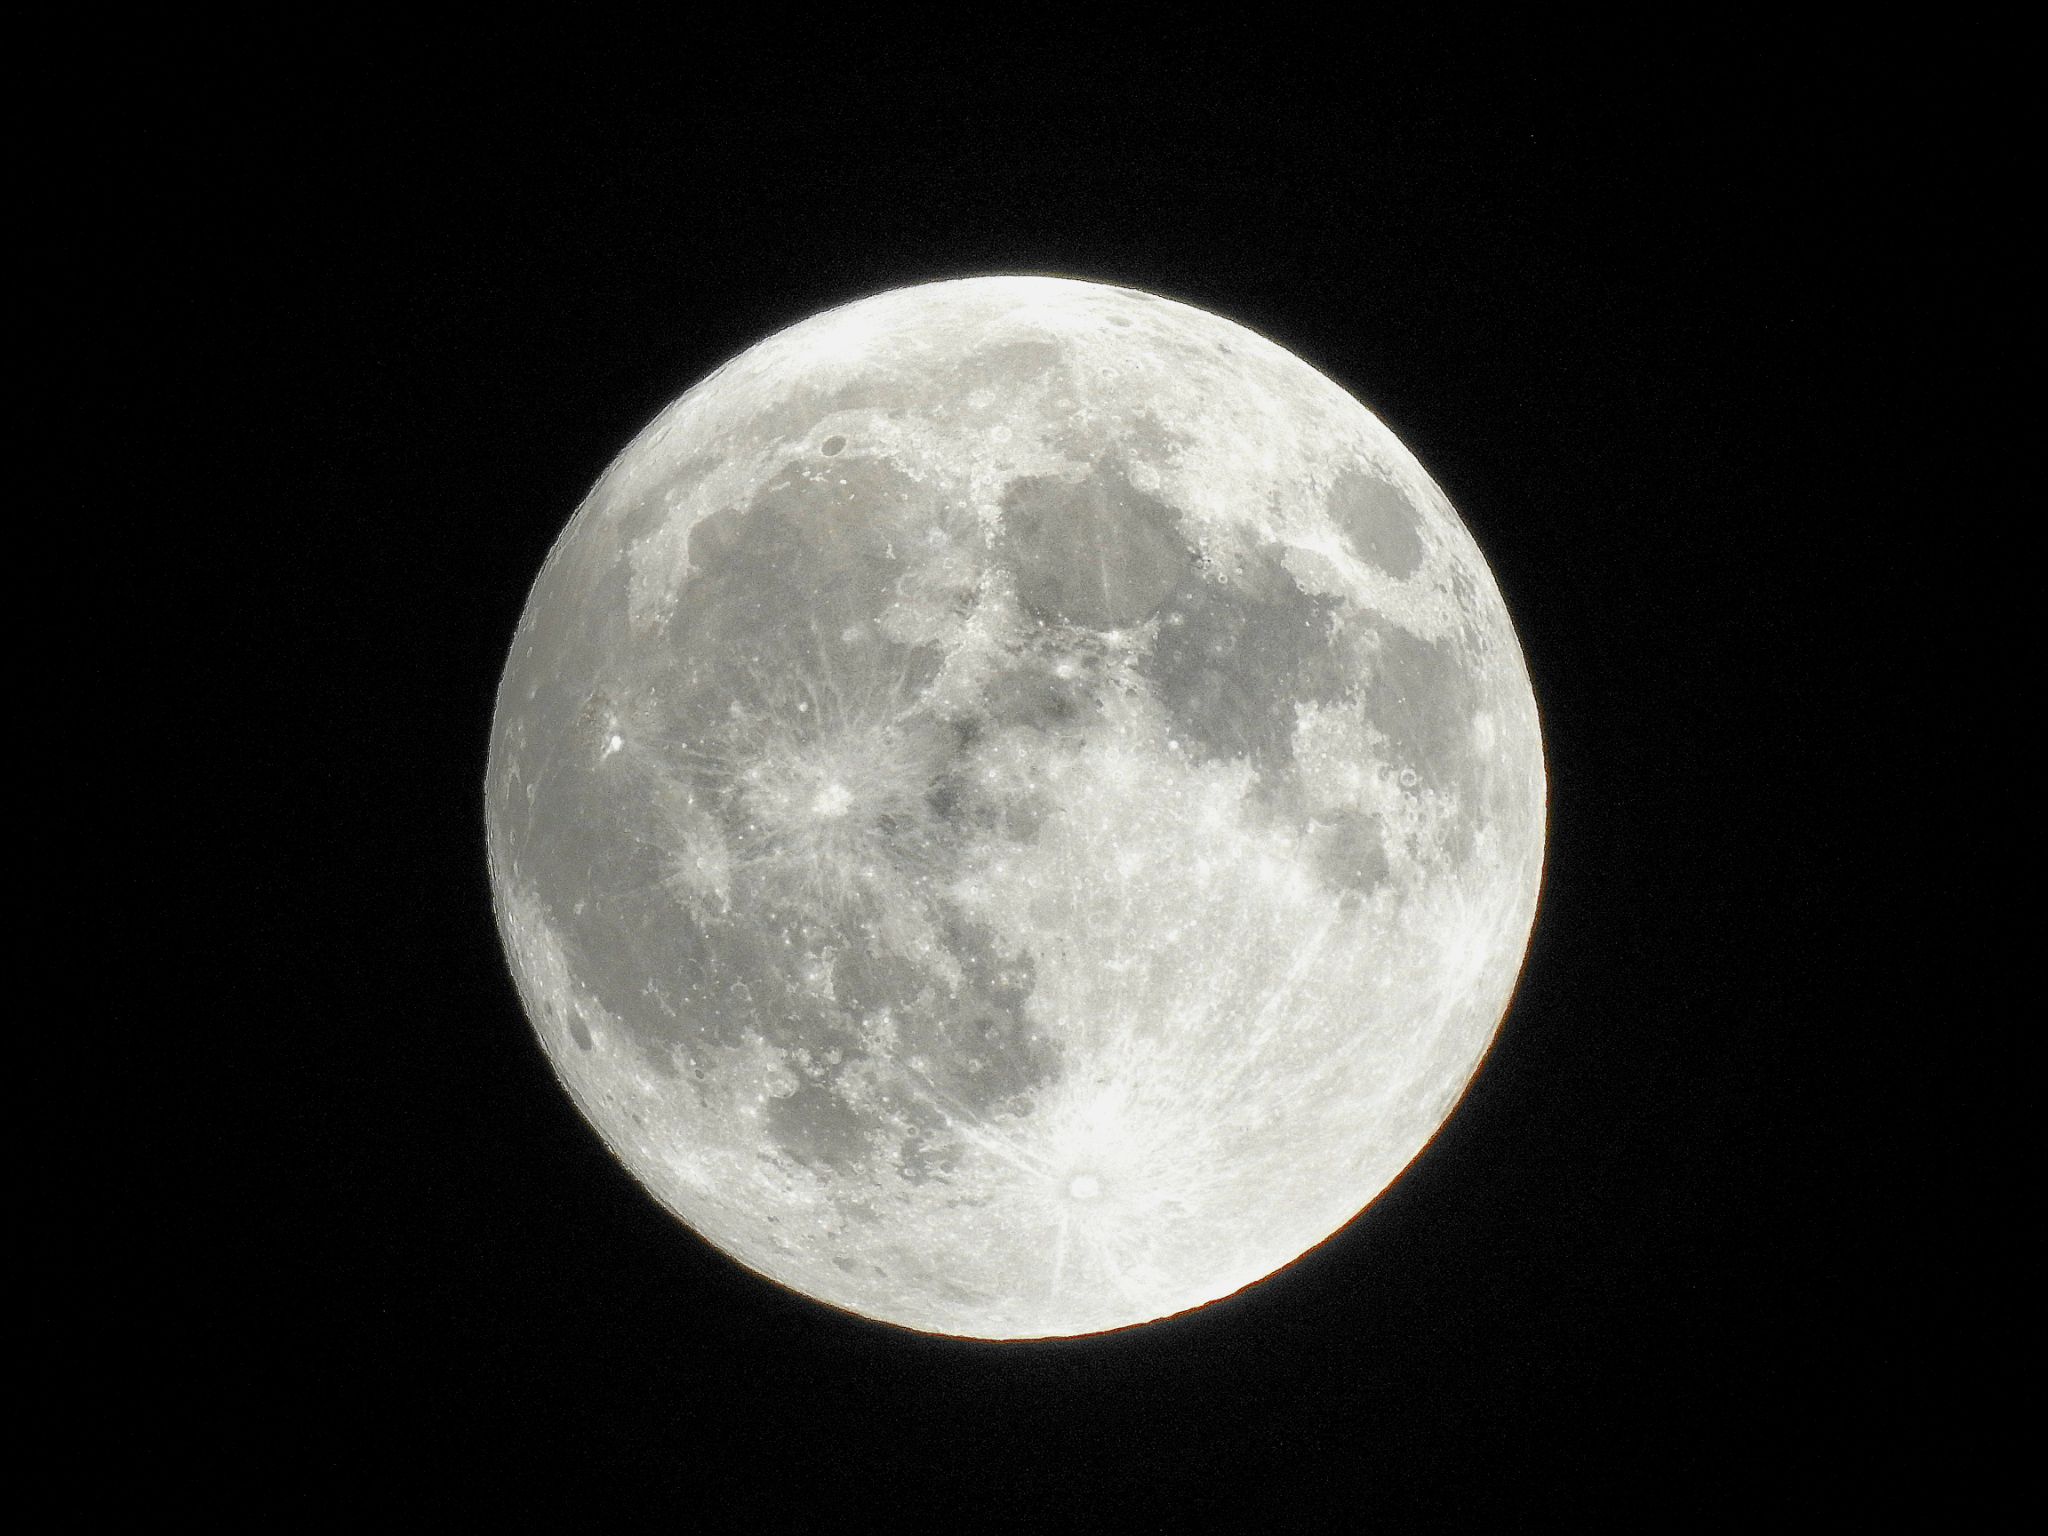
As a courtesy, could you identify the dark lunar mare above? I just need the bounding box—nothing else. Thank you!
[1145,542,1353,774]
[1355,620,1487,866]
[993,456,1449,901]
[519,451,1068,1182]
[998,463,1190,630]
[1328,466,1426,579]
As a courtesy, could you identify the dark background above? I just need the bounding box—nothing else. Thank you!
[143,17,1974,1523]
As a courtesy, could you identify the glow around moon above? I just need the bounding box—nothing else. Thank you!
[486,276,1545,1339]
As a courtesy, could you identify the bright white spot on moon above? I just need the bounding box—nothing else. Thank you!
[487,276,1545,1340]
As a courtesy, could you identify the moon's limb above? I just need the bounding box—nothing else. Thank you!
[487,276,1544,1339]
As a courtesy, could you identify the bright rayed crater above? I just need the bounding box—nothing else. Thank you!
[486,276,1545,1339]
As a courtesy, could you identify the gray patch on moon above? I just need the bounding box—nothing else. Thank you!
[673,455,942,702]
[978,665,1100,740]
[529,442,1070,1186]
[765,1080,877,1172]
[1328,466,1425,578]
[1356,621,1487,859]
[1311,811,1393,899]
[616,453,721,548]
[998,463,1191,629]
[1144,544,1350,772]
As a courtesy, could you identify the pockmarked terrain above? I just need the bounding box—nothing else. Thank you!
[487,277,1545,1338]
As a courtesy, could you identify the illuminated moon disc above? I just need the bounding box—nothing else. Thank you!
[486,276,1545,1339]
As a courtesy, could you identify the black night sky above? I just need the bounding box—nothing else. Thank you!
[139,17,1983,1523]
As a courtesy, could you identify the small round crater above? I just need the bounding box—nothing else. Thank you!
[568,1014,593,1051]
[1068,1174,1101,1200]
[821,435,846,457]
[1109,315,1133,328]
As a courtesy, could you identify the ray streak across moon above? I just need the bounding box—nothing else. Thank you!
[486,276,1545,1339]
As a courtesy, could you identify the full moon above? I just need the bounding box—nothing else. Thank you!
[486,276,1544,1339]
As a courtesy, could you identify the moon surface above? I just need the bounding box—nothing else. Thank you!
[486,276,1544,1339]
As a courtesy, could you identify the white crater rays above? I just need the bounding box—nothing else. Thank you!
[486,275,1545,1339]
